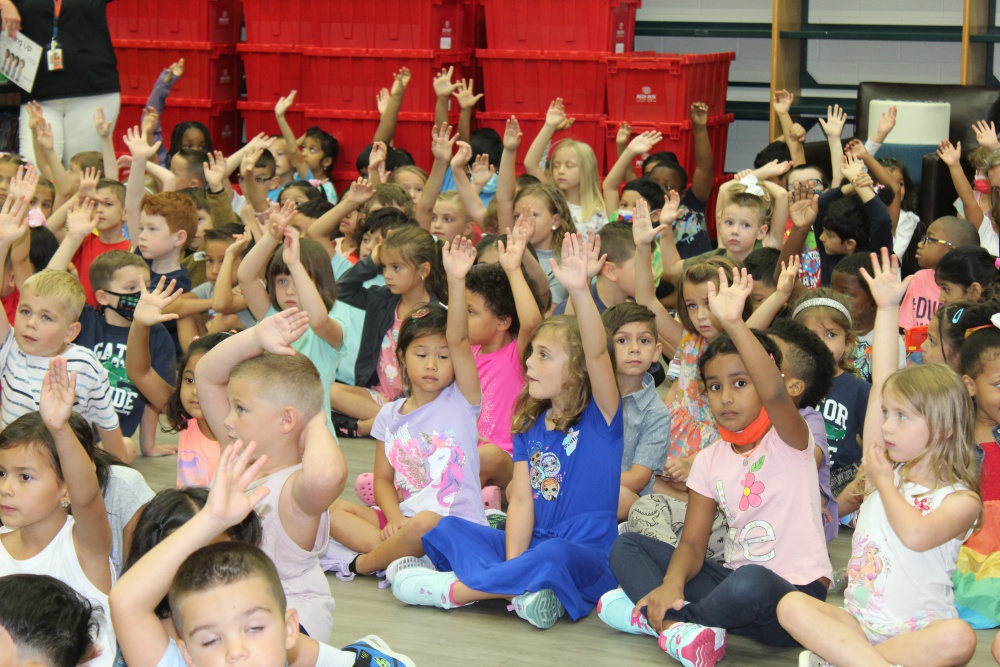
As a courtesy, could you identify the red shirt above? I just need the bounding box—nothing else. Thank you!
[73,234,131,307]
[2,287,19,325]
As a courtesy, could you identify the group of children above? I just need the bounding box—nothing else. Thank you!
[0,61,999,667]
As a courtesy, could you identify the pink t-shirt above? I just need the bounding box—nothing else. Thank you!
[375,307,404,400]
[473,340,523,454]
[176,419,219,489]
[687,426,832,586]
[898,269,940,331]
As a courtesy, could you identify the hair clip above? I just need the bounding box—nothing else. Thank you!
[951,307,965,324]
[994,257,1000,269]
[410,307,430,320]
[26,208,46,228]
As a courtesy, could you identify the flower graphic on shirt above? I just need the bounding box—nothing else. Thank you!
[912,497,932,513]
[739,472,765,511]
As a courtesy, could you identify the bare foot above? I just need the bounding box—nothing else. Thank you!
[141,444,177,457]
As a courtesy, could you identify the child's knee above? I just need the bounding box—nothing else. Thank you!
[775,591,806,624]
[407,511,442,536]
[991,629,1000,663]
[938,620,977,663]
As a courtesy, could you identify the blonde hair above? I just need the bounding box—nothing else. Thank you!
[511,316,589,433]
[435,190,468,221]
[230,352,323,419]
[391,165,428,184]
[514,183,576,257]
[676,256,742,335]
[548,139,604,224]
[792,287,859,375]
[23,269,85,321]
[726,182,774,228]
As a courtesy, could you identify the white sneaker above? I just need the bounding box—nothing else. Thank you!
[320,538,359,581]
[798,651,835,667]
[386,555,436,583]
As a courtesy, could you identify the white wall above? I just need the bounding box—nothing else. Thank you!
[634,0,974,171]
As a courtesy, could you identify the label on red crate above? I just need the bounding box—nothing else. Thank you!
[636,86,657,104]
[441,20,453,49]
[219,10,232,27]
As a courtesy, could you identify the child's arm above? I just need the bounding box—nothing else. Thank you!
[847,139,901,224]
[203,150,240,225]
[777,183,818,276]
[523,98,570,182]
[33,116,72,205]
[708,266,810,450]
[46,200,96,271]
[746,256,799,329]
[496,116,521,233]
[367,141,388,185]
[24,102,51,181]
[760,178,790,249]
[415,123,457,230]
[614,122,638,184]
[551,233,619,422]
[44,166,96,243]
[283,227,343,348]
[497,217,543,357]
[818,104,847,187]
[453,78,482,144]
[93,106,118,180]
[239,146,271,214]
[41,358,112,592]
[126,279,183,412]
[212,230,252,315]
[0,195,30,342]
[286,410,348,547]
[307,178,373,257]
[688,102,715,204]
[868,105,897,151]
[772,90,805,166]
[123,126,161,246]
[275,91,309,180]
[111,442,271,667]
[633,197,687,347]
[373,67,410,144]
[237,201,293,321]
[937,140,984,229]
[144,61,183,165]
[505,461,535,560]
[603,130,662,215]
[431,66,459,130]
[442,236,483,406]
[450,143,488,225]
[144,159,178,193]
[372,435,408,536]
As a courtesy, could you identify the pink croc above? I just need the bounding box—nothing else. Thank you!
[482,485,502,510]
[355,473,376,506]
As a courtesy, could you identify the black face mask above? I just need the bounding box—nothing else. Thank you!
[103,290,140,321]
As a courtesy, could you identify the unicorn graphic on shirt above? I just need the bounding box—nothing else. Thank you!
[387,424,465,508]
[424,431,466,507]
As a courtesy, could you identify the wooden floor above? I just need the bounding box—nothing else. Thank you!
[134,431,1000,666]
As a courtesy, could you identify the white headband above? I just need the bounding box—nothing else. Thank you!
[792,298,853,327]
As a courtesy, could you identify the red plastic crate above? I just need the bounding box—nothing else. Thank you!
[481,0,640,51]
[603,114,734,181]
[605,51,734,122]
[476,111,605,172]
[239,101,307,140]
[115,40,239,102]
[610,2,638,53]
[304,109,459,175]
[114,97,240,157]
[476,50,606,115]
[107,0,241,44]
[242,0,307,45]
[309,0,474,50]
[303,48,470,112]
[238,44,304,105]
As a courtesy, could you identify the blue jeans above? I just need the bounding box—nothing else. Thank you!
[610,532,827,647]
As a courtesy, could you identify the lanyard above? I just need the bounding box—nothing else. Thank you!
[51,0,63,42]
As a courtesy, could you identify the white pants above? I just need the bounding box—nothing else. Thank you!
[19,92,120,168]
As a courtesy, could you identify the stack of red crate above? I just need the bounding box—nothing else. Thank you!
[475,0,640,171]
[241,0,474,193]
[109,0,242,155]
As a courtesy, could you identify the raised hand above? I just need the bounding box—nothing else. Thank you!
[368,141,387,174]
[689,101,709,126]
[391,67,411,96]
[544,98,573,130]
[937,139,962,167]
[503,116,522,151]
[77,167,100,200]
[632,197,669,246]
[707,267,752,326]
[205,441,272,529]
[0,194,30,244]
[430,122,457,162]
[442,235,477,281]
[275,90,296,118]
[859,248,912,310]
[94,106,113,139]
[788,182,819,230]
[582,230,607,280]
[34,117,55,152]
[253,308,310,355]
[844,138,868,158]
[204,151,227,191]
[376,88,391,115]
[10,164,39,201]
[851,171,874,192]
[875,105,897,142]
[432,66,459,99]
[788,123,807,144]
[772,89,794,115]
[551,233,590,293]
[140,107,159,142]
[615,121,633,149]
[818,104,847,139]
[497,217,529,274]
[164,58,185,83]
[124,125,160,161]
[1,0,21,38]
[39,357,76,432]
[470,153,495,188]
[627,130,663,155]
[451,141,473,172]
[840,153,864,183]
[134,278,182,326]
[973,120,999,151]
[225,229,253,257]
[453,78,483,110]
[754,159,793,182]
[266,199,297,240]
[66,199,97,238]
[346,177,374,205]
[281,226,301,268]
[775,256,800,297]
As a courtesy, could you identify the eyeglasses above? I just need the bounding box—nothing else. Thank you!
[238,174,271,185]
[920,235,953,247]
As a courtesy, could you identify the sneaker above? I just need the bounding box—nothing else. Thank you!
[511,589,565,629]
[658,622,723,667]
[798,651,835,667]
[320,539,359,581]
[355,472,376,506]
[385,555,436,584]
[596,588,657,637]
[828,567,848,595]
[482,485,502,510]
[618,521,630,535]
[485,508,507,530]
[341,634,416,667]
[332,411,361,438]
[391,567,461,609]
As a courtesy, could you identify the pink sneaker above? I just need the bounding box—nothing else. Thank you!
[355,473,375,506]
[658,622,723,667]
[482,485,502,510]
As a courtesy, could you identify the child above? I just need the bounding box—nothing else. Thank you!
[953,319,1000,629]
[743,247,783,311]
[524,99,607,235]
[939,137,1000,256]
[602,302,670,520]
[330,225,445,438]
[165,121,211,165]
[308,178,371,264]
[921,301,998,372]
[110,442,415,667]
[191,223,257,332]
[238,201,344,430]
[326,241,486,578]
[275,91,340,204]
[415,124,476,240]
[391,165,428,204]
[125,279,226,489]
[169,148,209,190]
[899,215,981,330]
[552,221,635,314]
[817,197,870,259]
[0,573,99,667]
[511,182,576,307]
[391,232,623,629]
[195,310,348,640]
[935,246,1000,304]
[601,267,832,665]
[793,289,871,497]
[0,359,116,667]
[779,250,981,667]
[767,318,838,542]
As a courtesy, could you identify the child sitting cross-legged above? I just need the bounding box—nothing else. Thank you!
[110,441,416,667]
[195,309,348,640]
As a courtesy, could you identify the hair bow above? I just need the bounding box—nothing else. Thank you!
[739,174,765,197]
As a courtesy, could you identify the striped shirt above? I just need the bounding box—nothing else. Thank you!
[0,331,120,430]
